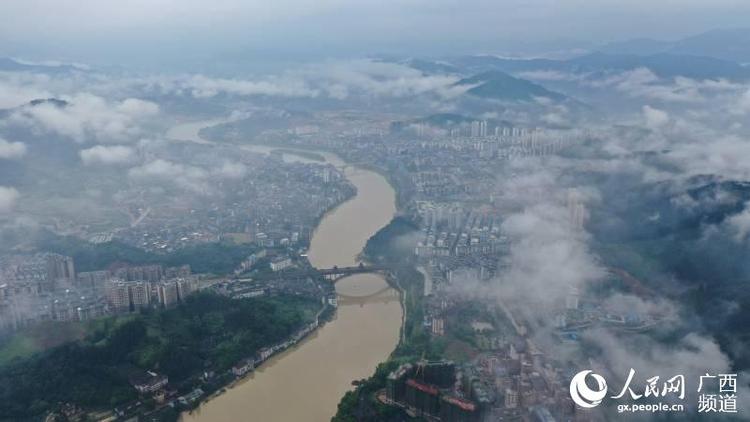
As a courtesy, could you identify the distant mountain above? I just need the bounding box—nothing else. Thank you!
[29,98,69,108]
[599,28,750,64]
[401,58,461,75]
[671,28,750,63]
[449,55,562,74]
[0,57,83,73]
[445,52,750,81]
[568,52,750,80]
[456,71,566,101]
[0,98,70,119]
[598,38,675,56]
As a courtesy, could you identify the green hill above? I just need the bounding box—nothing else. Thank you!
[456,71,566,101]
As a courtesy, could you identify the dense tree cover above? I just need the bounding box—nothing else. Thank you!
[332,360,409,422]
[0,292,318,420]
[363,216,418,265]
[33,230,260,274]
[334,218,428,421]
[586,179,750,371]
[363,217,428,356]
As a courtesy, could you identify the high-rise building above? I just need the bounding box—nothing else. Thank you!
[47,254,75,282]
[176,277,199,301]
[567,189,586,230]
[405,379,440,417]
[470,121,481,138]
[565,288,580,310]
[105,280,130,311]
[157,282,179,308]
[76,270,110,289]
[386,363,414,403]
[440,395,479,422]
[504,388,518,409]
[129,281,151,308]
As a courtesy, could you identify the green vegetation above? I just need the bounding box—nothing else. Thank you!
[0,321,86,366]
[335,217,434,421]
[364,216,437,357]
[332,360,409,422]
[456,71,566,101]
[34,230,260,274]
[363,216,418,264]
[0,292,319,420]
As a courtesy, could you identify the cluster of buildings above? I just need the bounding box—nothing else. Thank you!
[462,338,582,422]
[104,275,199,312]
[214,271,328,302]
[407,122,583,160]
[553,285,664,339]
[415,202,509,259]
[0,253,86,330]
[384,360,484,421]
[408,121,534,139]
[0,253,75,292]
[229,314,323,379]
[385,341,587,421]
[115,153,353,254]
[0,253,203,331]
[257,112,612,421]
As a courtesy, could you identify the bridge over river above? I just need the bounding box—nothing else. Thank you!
[317,263,389,282]
[249,262,390,283]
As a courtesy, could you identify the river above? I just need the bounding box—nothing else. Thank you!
[169,119,403,422]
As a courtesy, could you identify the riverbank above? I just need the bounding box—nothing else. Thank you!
[331,217,429,421]
[198,125,413,211]
[0,293,322,421]
[177,119,403,422]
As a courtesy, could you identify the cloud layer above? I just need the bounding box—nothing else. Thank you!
[79,144,136,165]
[0,137,26,159]
[0,187,19,213]
[9,94,159,143]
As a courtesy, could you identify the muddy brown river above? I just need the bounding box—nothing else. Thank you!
[171,120,403,422]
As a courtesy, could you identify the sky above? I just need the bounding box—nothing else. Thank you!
[1,0,750,69]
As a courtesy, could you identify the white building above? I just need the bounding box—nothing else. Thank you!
[270,257,292,272]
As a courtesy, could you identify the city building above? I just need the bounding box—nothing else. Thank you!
[231,358,255,377]
[157,282,179,308]
[270,257,292,272]
[130,371,168,394]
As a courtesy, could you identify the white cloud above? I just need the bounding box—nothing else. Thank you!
[79,144,136,165]
[661,135,750,181]
[588,68,747,104]
[0,186,19,213]
[10,93,159,143]
[128,159,209,193]
[736,89,750,115]
[175,60,465,100]
[0,72,53,108]
[726,202,750,242]
[642,105,670,128]
[185,74,319,98]
[214,161,247,179]
[116,98,159,116]
[0,137,26,159]
[305,60,465,99]
[518,70,586,82]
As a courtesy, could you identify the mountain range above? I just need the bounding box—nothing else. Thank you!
[455,71,566,101]
[600,28,750,64]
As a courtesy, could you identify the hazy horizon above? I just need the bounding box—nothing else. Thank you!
[2,0,750,70]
